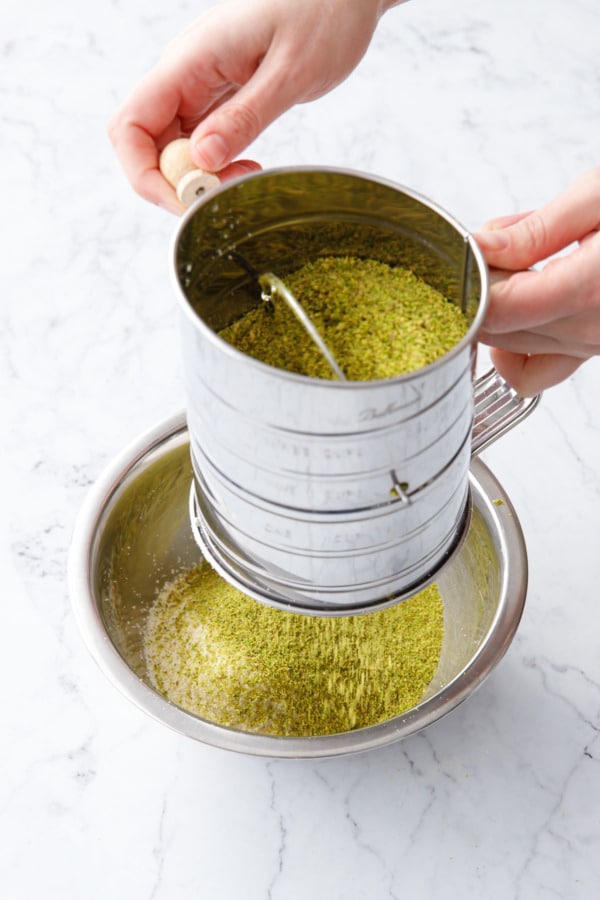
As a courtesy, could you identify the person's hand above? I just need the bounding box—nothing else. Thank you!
[475,167,600,396]
[108,0,402,214]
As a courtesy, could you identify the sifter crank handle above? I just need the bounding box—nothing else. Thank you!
[159,138,221,207]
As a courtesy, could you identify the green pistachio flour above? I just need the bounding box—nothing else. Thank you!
[218,256,468,380]
[144,563,444,737]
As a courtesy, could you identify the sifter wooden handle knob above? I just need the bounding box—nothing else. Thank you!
[159,138,221,207]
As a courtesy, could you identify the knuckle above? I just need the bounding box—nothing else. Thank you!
[520,212,549,253]
[220,100,262,143]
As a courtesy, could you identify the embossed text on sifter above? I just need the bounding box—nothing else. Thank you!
[170,166,539,615]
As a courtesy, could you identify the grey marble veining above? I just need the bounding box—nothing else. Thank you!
[2,0,600,898]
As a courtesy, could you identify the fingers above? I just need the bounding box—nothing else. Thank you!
[475,167,600,270]
[108,65,262,214]
[108,55,296,205]
[108,0,385,210]
[483,231,600,334]
[185,0,381,170]
[217,158,263,181]
[489,347,585,396]
[478,173,600,394]
[107,2,269,209]
[108,0,385,196]
[109,108,261,214]
[111,129,184,215]
[483,263,572,334]
[480,210,534,232]
[108,0,302,190]
[480,322,599,358]
[189,43,315,171]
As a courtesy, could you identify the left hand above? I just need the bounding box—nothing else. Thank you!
[107,0,400,214]
[474,167,600,396]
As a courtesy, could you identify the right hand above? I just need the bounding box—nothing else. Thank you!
[108,0,402,214]
[475,167,600,396]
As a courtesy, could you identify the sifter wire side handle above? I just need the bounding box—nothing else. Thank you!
[471,368,541,456]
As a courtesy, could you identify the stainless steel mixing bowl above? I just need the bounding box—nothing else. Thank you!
[68,411,527,758]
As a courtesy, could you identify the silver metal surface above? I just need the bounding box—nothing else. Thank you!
[472,368,541,456]
[171,166,537,612]
[68,412,528,758]
[188,436,473,614]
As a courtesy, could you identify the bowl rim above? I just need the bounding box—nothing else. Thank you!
[68,411,527,759]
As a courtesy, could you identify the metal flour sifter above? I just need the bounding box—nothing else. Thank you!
[162,148,538,616]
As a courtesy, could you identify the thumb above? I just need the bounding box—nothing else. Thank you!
[474,209,558,272]
[189,56,299,171]
[474,168,600,270]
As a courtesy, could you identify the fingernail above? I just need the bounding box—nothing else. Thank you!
[474,229,510,251]
[192,133,230,171]
[237,160,262,173]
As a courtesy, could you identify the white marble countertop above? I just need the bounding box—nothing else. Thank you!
[3,0,600,897]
